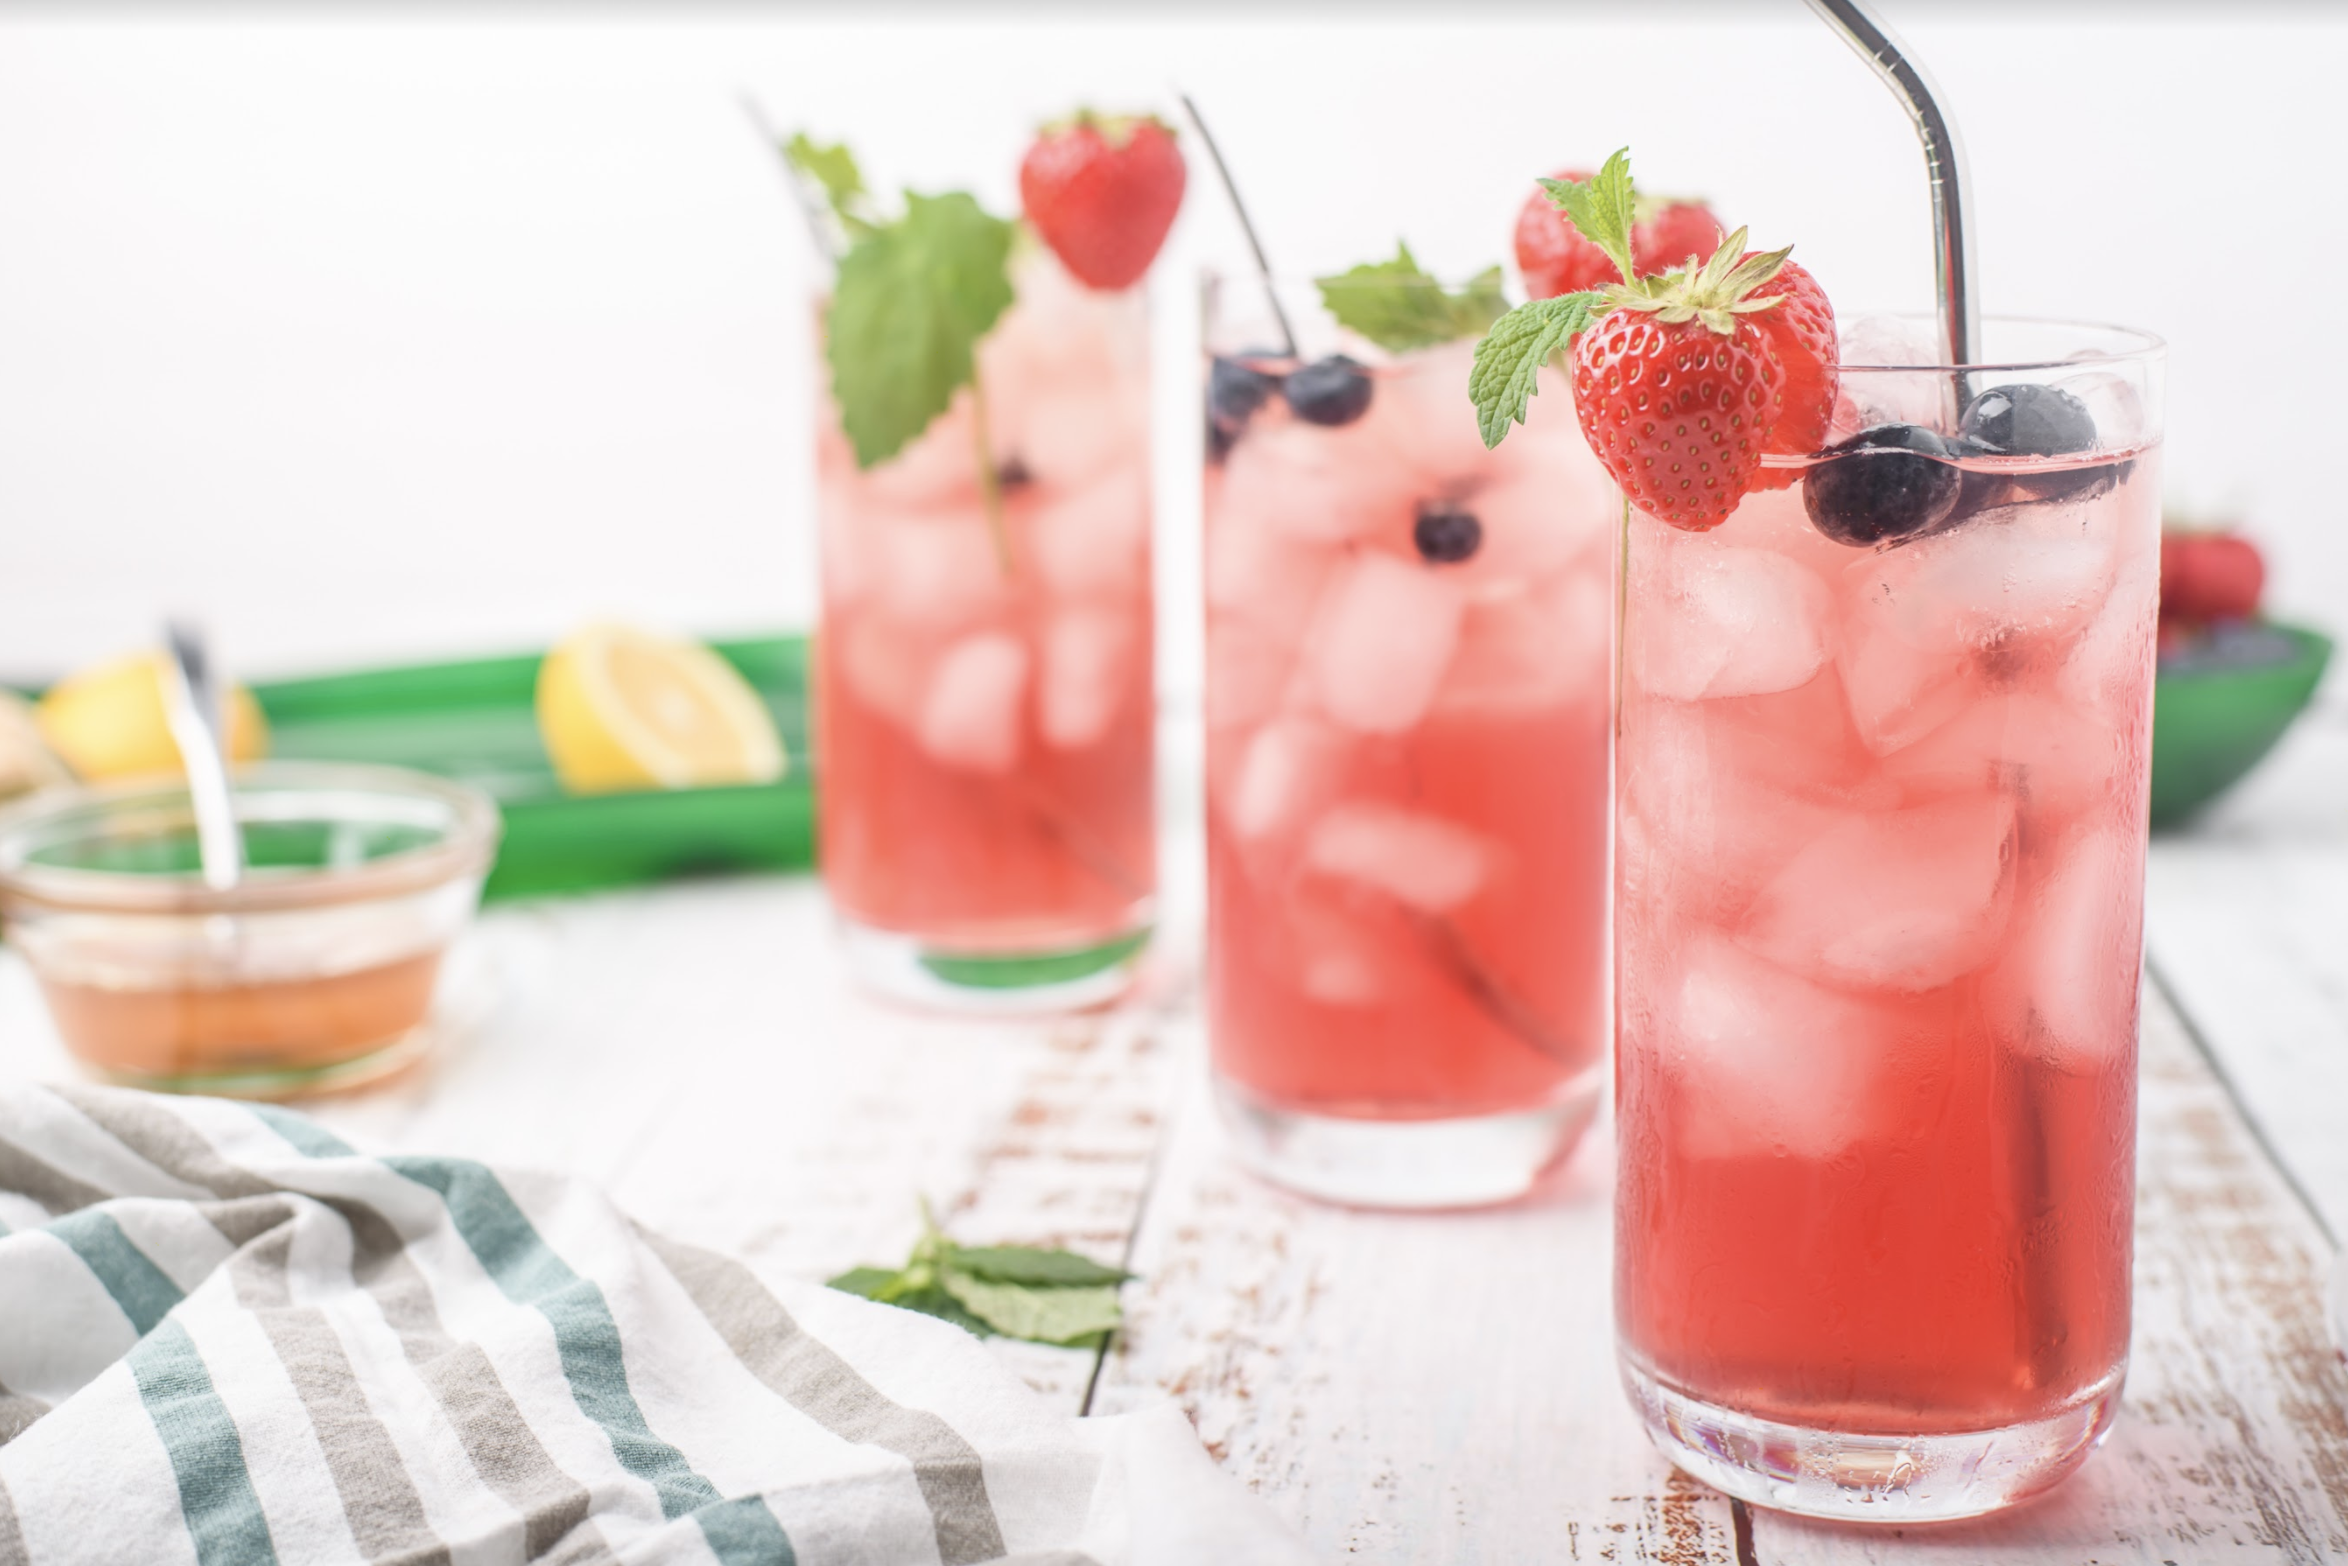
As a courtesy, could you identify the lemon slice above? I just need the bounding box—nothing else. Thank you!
[537,624,786,794]
[36,651,269,781]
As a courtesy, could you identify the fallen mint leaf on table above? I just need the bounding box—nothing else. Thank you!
[826,1206,1131,1347]
[939,1272,1125,1347]
[1315,242,1507,354]
[948,1245,1131,1288]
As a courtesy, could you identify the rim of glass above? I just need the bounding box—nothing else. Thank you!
[1827,314,2165,375]
[1204,275,2165,372]
[0,761,502,916]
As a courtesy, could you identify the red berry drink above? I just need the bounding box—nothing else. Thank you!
[1474,157,2164,1518]
[804,119,1181,1007]
[1204,267,1615,1207]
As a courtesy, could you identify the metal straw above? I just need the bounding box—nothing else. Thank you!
[1176,91,1299,360]
[161,621,244,892]
[739,92,846,266]
[1806,0,1978,369]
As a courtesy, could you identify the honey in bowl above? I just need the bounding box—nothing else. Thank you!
[0,763,499,1097]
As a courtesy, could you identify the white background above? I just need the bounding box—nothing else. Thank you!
[0,3,2338,693]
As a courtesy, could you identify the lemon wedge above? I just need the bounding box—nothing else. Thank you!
[537,624,785,794]
[37,651,269,781]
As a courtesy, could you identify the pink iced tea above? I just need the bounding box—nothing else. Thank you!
[1614,339,2163,1513]
[818,253,1156,993]
[1205,319,1614,1204]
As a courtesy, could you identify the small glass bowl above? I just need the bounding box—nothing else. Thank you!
[0,762,501,1097]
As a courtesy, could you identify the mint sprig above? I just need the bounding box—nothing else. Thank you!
[828,1207,1132,1348]
[825,190,1016,470]
[1471,147,1789,451]
[784,133,876,238]
[1469,292,1604,449]
[1315,243,1508,354]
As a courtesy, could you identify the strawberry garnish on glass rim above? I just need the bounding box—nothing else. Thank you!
[1020,110,1186,291]
[1471,149,1838,532]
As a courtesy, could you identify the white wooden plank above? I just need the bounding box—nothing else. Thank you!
[2147,697,2348,1239]
[1093,1024,1744,1564]
[1102,986,2348,1563]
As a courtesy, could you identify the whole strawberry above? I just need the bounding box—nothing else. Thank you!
[1471,150,1818,533]
[1513,168,1721,300]
[1572,298,1786,532]
[1740,255,1838,487]
[1020,112,1186,291]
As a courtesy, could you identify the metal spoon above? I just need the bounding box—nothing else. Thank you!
[161,621,244,892]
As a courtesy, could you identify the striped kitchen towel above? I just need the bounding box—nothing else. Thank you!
[0,1082,1311,1566]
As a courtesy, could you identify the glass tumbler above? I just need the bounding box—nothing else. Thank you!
[1612,320,2165,1519]
[814,249,1156,1010]
[1202,274,1616,1208]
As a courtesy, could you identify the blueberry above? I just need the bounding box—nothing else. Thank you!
[1802,424,1963,547]
[1282,355,1374,426]
[1960,382,2096,457]
[1413,506,1482,564]
[1960,381,2107,502]
[995,455,1033,489]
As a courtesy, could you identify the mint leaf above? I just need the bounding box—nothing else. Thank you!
[826,190,1016,469]
[947,1245,1132,1287]
[785,133,872,233]
[826,1265,904,1300]
[885,1283,998,1337]
[938,1271,1125,1346]
[1315,243,1509,353]
[1539,147,1637,284]
[1469,291,1603,450]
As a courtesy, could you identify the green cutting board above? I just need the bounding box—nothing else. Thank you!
[251,636,814,900]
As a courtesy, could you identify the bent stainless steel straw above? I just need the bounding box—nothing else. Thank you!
[1806,0,1978,368]
[1177,91,1299,361]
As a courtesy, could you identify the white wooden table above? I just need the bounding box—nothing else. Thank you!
[4,704,2345,1563]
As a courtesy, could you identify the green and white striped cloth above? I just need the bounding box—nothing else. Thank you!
[0,1083,1309,1566]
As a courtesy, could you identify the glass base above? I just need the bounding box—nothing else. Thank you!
[1214,1071,1602,1210]
[834,908,1152,1016]
[79,1022,435,1101]
[1621,1351,2124,1522]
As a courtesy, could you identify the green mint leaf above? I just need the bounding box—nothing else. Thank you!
[946,1244,1132,1287]
[1315,243,1510,353]
[938,1271,1126,1346]
[886,1283,999,1337]
[1539,147,1637,283]
[785,133,871,231]
[1469,291,1603,449]
[826,190,1016,469]
[826,1265,904,1300]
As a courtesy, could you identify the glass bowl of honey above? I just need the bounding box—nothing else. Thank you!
[0,762,500,1097]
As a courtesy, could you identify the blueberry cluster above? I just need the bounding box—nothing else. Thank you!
[1206,352,1375,460]
[1802,382,2103,548]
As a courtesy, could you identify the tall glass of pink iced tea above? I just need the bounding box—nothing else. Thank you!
[1472,154,2164,1517]
[1203,267,1616,1207]
[1608,323,2164,1519]
[803,121,1180,1009]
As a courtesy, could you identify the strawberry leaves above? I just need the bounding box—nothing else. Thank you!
[825,190,1016,469]
[1469,291,1603,449]
[828,1207,1132,1348]
[1316,243,1508,354]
